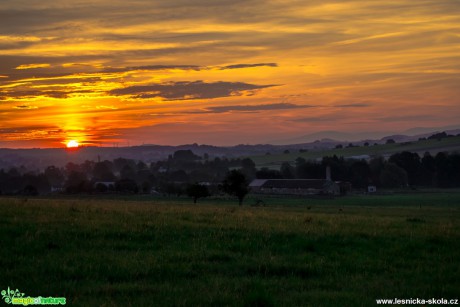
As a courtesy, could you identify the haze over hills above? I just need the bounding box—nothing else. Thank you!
[0,127,459,170]
[269,125,460,145]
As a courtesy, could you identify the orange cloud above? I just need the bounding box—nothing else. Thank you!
[0,0,459,147]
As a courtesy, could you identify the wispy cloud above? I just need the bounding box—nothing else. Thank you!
[219,63,278,70]
[15,63,50,70]
[109,81,277,100]
[175,103,314,114]
[1,0,459,146]
[335,103,371,108]
[13,105,38,110]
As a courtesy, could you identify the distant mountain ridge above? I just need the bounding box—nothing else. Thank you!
[0,126,459,170]
[269,125,460,145]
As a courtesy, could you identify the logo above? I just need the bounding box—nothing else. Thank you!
[1,288,66,306]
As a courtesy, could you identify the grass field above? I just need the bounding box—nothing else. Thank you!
[1,193,460,306]
[250,136,460,169]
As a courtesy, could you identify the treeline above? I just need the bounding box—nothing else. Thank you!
[0,150,252,196]
[256,151,460,189]
[0,150,459,197]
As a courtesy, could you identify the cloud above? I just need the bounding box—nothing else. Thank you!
[191,103,314,114]
[335,103,371,108]
[109,81,277,100]
[2,90,62,99]
[0,88,94,100]
[15,63,51,70]
[219,63,278,70]
[13,105,38,110]
[101,65,202,73]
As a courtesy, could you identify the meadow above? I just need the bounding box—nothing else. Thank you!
[250,135,460,169]
[1,193,459,306]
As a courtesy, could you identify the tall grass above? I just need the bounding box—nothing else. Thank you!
[1,194,459,306]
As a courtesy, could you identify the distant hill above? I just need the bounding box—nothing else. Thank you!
[269,125,460,145]
[250,135,460,169]
[0,127,459,170]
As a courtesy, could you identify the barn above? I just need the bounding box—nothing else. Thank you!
[249,179,340,196]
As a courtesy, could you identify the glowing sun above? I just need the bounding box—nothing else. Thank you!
[66,140,79,148]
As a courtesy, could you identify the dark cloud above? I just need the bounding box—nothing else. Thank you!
[101,65,201,73]
[335,103,371,108]
[13,105,38,110]
[109,81,277,100]
[219,63,277,70]
[182,103,313,114]
[1,89,93,100]
[0,125,60,134]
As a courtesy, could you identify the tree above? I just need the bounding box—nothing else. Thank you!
[115,179,139,194]
[389,151,421,186]
[428,131,447,140]
[380,163,408,188]
[221,170,249,206]
[280,162,295,179]
[385,139,396,144]
[187,183,210,203]
[93,161,115,181]
[120,164,136,180]
[349,160,370,189]
[65,171,87,193]
[44,166,64,187]
[173,150,200,162]
[256,168,282,179]
[241,158,257,180]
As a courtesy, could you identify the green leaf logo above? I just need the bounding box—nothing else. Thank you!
[1,287,25,304]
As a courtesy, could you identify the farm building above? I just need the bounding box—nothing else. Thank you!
[249,179,340,196]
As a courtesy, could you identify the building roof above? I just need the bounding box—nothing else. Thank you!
[250,179,334,189]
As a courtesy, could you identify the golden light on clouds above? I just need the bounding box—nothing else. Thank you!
[0,0,459,147]
[15,63,51,70]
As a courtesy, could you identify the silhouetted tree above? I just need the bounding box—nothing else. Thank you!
[241,158,257,180]
[120,164,136,180]
[420,152,436,186]
[115,179,138,194]
[221,170,249,206]
[389,151,421,186]
[256,168,282,179]
[187,183,210,203]
[280,162,295,179]
[93,161,115,181]
[65,171,87,193]
[380,163,408,188]
[44,166,64,187]
[385,139,396,144]
[348,160,370,189]
[173,150,200,162]
[369,156,385,186]
[428,132,447,140]
[22,185,38,196]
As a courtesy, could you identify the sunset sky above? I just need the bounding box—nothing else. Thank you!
[1,0,459,147]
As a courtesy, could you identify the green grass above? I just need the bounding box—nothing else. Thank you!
[1,193,460,306]
[251,136,460,169]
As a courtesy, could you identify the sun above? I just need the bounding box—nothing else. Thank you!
[66,140,79,148]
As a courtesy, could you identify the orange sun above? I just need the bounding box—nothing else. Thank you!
[66,140,79,148]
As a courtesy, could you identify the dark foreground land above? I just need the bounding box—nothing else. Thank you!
[1,193,459,306]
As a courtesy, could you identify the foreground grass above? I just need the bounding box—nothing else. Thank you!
[1,194,459,306]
